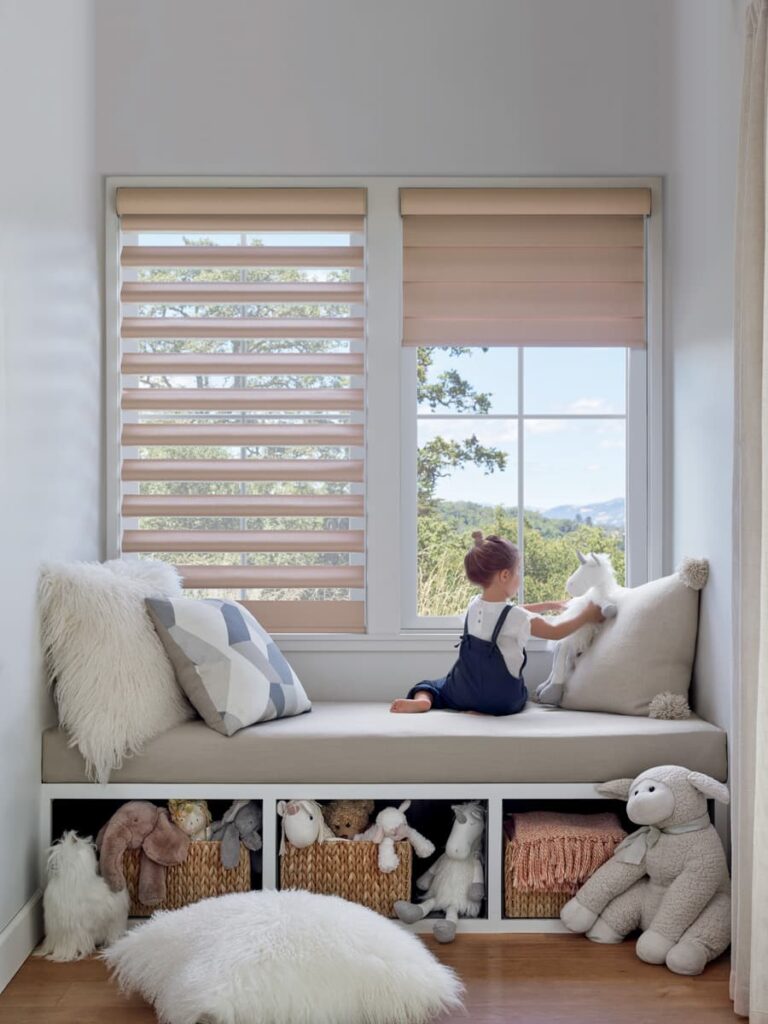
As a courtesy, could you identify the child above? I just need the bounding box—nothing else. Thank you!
[390,531,604,717]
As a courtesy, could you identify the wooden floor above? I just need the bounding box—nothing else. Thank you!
[0,935,736,1024]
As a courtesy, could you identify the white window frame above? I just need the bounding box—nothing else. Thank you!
[106,176,662,649]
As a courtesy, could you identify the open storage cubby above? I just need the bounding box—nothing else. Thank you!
[49,798,264,915]
[501,798,631,920]
[276,798,489,920]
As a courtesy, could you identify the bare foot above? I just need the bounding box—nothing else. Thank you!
[390,698,432,714]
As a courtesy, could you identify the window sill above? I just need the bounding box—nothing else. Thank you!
[274,633,553,654]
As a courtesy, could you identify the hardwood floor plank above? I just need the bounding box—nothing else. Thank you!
[0,935,737,1024]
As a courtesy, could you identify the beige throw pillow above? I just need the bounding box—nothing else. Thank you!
[560,572,702,716]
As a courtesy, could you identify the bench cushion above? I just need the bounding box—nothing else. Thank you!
[42,702,727,785]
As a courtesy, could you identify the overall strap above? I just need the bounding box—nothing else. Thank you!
[490,603,514,645]
[462,613,470,638]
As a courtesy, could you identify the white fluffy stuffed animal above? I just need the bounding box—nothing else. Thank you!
[354,801,435,873]
[560,766,730,975]
[277,799,335,854]
[535,551,620,706]
[37,831,129,961]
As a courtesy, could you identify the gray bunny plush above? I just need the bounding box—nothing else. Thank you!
[210,800,263,871]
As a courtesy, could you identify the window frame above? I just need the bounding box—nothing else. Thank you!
[106,176,662,646]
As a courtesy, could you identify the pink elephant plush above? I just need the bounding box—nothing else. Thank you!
[96,800,190,906]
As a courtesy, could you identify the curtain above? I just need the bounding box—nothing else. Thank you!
[732,1,768,1019]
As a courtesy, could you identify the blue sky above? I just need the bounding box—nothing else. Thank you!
[419,347,626,510]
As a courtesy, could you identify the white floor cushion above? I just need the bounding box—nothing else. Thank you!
[103,889,463,1024]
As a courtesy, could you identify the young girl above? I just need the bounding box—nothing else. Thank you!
[390,531,605,717]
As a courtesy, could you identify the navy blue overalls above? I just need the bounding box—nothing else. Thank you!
[406,604,528,716]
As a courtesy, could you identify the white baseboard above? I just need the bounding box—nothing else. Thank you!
[0,891,43,994]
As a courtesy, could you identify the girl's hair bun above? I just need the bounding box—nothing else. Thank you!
[471,530,484,547]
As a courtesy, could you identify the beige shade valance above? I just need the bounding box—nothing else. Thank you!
[116,187,366,232]
[400,187,651,348]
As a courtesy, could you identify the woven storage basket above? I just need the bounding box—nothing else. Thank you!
[504,838,571,918]
[280,841,412,918]
[124,841,251,917]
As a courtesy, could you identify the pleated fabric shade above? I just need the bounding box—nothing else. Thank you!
[117,187,367,633]
[400,187,651,348]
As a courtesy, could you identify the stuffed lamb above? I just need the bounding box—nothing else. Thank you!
[354,801,435,873]
[560,765,730,976]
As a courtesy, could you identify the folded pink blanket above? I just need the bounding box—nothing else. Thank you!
[506,811,627,894]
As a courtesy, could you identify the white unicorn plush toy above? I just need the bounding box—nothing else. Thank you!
[535,552,621,707]
[395,802,485,943]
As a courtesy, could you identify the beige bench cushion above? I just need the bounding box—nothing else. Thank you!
[42,702,727,785]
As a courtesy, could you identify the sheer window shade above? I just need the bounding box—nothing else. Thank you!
[117,187,367,633]
[400,187,651,348]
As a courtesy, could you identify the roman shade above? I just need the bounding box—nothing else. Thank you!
[117,187,366,633]
[400,187,651,348]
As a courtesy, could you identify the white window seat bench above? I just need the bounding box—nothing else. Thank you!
[41,702,726,934]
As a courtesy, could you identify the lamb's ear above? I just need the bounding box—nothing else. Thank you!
[687,772,730,804]
[276,800,287,818]
[591,553,600,565]
[577,551,587,565]
[398,799,411,813]
[596,778,633,800]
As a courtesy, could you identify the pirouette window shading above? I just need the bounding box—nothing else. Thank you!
[400,187,651,348]
[116,187,366,633]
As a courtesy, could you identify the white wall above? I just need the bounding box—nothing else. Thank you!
[94,0,745,713]
[668,0,744,732]
[0,0,100,960]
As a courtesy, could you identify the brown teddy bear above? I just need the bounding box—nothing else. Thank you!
[323,800,375,839]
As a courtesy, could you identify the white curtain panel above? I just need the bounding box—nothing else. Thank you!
[733,1,768,1019]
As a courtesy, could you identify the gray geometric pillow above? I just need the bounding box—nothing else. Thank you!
[146,598,311,736]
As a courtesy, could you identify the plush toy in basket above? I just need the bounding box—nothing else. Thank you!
[211,800,263,872]
[560,766,731,976]
[354,801,435,873]
[278,799,412,917]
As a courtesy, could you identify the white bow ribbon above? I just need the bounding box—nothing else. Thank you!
[614,813,712,865]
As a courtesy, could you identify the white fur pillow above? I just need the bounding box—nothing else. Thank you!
[104,889,463,1024]
[561,570,703,716]
[39,560,193,782]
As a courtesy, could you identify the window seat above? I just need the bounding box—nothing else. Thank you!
[42,701,727,785]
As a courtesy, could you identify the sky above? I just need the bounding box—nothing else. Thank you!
[419,347,626,510]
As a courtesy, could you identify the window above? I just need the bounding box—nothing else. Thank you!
[110,179,658,640]
[400,186,651,624]
[115,187,367,633]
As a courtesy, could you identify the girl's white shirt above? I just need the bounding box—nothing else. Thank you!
[465,596,536,676]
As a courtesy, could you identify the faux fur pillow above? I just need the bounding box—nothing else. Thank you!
[560,568,704,716]
[39,560,193,782]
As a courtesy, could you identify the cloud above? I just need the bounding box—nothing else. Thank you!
[565,397,615,414]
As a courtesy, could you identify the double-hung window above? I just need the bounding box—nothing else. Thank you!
[115,187,366,633]
[400,186,652,625]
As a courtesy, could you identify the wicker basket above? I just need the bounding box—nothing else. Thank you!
[124,840,251,917]
[280,841,412,918]
[503,836,570,918]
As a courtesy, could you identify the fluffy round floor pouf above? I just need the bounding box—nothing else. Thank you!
[103,889,463,1024]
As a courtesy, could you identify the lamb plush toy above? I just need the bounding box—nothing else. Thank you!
[560,765,730,975]
[354,801,435,873]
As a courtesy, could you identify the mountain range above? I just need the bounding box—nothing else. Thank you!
[540,497,625,528]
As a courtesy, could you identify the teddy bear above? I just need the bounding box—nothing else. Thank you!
[560,765,730,976]
[323,800,375,840]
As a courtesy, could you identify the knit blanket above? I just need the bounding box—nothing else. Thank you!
[505,811,627,894]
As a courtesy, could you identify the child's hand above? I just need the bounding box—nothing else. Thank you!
[583,602,606,624]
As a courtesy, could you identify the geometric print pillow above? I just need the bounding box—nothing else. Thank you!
[145,597,311,736]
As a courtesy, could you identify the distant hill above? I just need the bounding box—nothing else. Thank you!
[432,497,625,537]
[541,498,624,528]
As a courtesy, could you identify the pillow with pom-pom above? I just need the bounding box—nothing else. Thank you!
[561,560,707,717]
